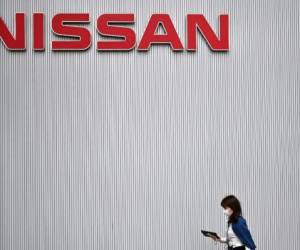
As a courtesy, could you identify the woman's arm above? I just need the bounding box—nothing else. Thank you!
[217,236,227,243]
[232,218,256,250]
[211,235,226,243]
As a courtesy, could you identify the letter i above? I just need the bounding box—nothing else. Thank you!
[33,13,45,51]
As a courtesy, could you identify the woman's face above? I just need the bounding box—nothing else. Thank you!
[223,206,233,216]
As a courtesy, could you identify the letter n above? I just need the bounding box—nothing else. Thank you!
[187,14,229,51]
[0,13,26,50]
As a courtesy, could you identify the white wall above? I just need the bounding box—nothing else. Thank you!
[1,1,299,250]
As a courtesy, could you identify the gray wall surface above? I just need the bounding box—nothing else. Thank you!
[1,1,299,250]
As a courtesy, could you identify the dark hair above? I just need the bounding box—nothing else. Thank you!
[221,195,242,224]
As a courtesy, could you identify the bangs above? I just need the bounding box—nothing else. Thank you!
[220,195,239,209]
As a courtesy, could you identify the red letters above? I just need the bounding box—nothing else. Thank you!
[137,14,184,51]
[33,13,45,50]
[0,13,25,50]
[187,14,229,51]
[51,13,91,50]
[97,14,135,50]
[0,13,229,52]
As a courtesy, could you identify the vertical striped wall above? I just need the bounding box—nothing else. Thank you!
[0,1,299,250]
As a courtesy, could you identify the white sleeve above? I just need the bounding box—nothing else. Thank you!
[218,236,227,243]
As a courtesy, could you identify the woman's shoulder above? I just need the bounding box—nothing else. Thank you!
[231,216,248,232]
[233,215,247,225]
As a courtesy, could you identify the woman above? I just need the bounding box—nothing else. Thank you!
[212,195,256,250]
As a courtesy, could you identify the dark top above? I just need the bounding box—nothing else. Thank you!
[231,216,256,250]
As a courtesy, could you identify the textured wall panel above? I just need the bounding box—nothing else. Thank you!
[0,1,299,250]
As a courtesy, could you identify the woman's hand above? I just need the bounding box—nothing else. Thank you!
[211,236,220,242]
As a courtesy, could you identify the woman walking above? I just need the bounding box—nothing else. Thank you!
[212,195,256,250]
